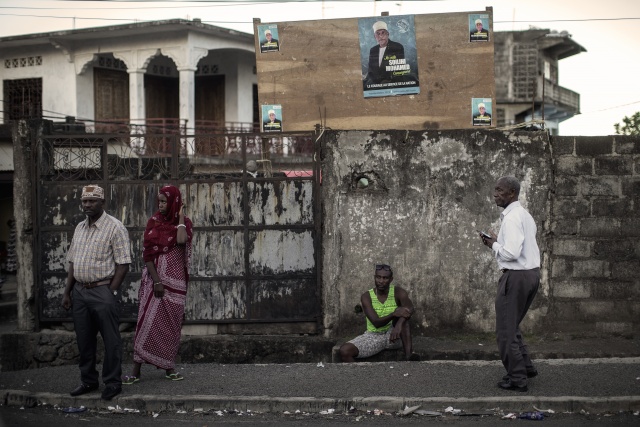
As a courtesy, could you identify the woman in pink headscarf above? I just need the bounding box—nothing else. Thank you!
[124,185,193,384]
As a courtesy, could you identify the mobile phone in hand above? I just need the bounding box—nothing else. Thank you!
[477,230,491,239]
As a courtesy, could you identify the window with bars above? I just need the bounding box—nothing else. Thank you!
[96,55,127,71]
[4,56,42,69]
[3,78,43,120]
[512,43,538,100]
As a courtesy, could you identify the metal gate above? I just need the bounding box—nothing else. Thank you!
[35,129,321,333]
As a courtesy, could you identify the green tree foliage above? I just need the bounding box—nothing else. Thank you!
[614,112,640,136]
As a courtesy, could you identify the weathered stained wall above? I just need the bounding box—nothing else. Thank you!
[38,180,317,324]
[11,120,640,349]
[321,130,552,338]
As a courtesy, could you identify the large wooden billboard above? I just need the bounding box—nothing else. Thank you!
[254,8,495,132]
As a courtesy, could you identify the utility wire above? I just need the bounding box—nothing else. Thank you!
[577,100,640,115]
[4,12,639,25]
[0,13,249,24]
[0,2,274,10]
[494,17,640,23]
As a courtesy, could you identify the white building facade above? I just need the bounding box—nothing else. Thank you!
[0,19,258,135]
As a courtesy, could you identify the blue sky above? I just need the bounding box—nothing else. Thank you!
[1,0,638,136]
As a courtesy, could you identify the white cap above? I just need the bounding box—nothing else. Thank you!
[475,19,483,25]
[265,29,272,35]
[268,109,275,115]
[81,184,105,200]
[372,21,388,32]
[478,103,486,109]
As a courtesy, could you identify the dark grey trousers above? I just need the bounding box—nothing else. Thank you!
[72,284,122,387]
[495,268,540,386]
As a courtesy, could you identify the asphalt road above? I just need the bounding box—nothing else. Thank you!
[1,405,639,427]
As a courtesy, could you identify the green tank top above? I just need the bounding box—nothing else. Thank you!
[366,285,397,333]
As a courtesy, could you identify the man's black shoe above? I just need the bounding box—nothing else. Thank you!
[497,380,528,392]
[101,385,122,400]
[527,369,538,378]
[70,383,98,397]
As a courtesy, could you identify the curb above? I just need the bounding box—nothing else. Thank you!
[4,390,639,414]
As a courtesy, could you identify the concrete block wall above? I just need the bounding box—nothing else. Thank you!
[549,136,640,334]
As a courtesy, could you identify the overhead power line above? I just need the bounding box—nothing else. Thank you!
[495,17,640,23]
[0,13,248,24]
[0,1,273,11]
[578,100,640,115]
[2,11,640,25]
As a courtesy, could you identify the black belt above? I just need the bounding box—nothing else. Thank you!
[77,279,112,289]
[501,268,539,273]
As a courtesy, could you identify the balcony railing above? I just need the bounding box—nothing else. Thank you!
[539,77,580,112]
[77,118,314,158]
[88,118,260,134]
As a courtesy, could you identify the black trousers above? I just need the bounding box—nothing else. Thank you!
[72,284,122,387]
[495,268,540,386]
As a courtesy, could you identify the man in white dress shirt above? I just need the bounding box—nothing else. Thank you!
[480,176,540,392]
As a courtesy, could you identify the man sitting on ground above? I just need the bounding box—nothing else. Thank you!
[340,264,419,362]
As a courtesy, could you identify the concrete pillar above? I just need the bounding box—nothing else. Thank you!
[178,67,197,155]
[12,120,48,331]
[128,70,146,128]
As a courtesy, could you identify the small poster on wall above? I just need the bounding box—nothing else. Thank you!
[262,104,283,132]
[258,24,280,53]
[472,98,493,126]
[358,15,420,98]
[469,14,490,42]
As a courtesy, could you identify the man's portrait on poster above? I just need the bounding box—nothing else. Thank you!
[364,20,407,85]
[470,16,489,42]
[359,16,420,98]
[259,25,279,53]
[262,107,283,133]
[473,101,492,126]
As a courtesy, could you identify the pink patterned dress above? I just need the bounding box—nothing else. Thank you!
[133,244,191,369]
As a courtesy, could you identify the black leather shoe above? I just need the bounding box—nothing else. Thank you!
[70,383,98,396]
[101,385,122,400]
[527,368,538,378]
[497,380,528,392]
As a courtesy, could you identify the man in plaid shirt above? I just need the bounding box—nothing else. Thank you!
[62,184,131,401]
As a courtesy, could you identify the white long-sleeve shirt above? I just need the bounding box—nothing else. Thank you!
[491,201,540,270]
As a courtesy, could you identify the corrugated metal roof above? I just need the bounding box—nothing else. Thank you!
[0,142,13,171]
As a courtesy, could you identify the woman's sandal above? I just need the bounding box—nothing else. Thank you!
[122,375,140,385]
[165,373,184,381]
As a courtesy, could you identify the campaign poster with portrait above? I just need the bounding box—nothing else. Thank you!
[358,15,420,98]
[472,98,493,126]
[262,104,283,132]
[258,24,280,53]
[469,14,490,42]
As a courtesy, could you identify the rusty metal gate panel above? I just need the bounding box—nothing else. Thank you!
[35,130,321,333]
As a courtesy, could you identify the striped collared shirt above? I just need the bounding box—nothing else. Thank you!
[66,211,132,283]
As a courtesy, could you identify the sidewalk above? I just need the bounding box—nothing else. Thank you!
[1,356,639,415]
[1,273,639,416]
